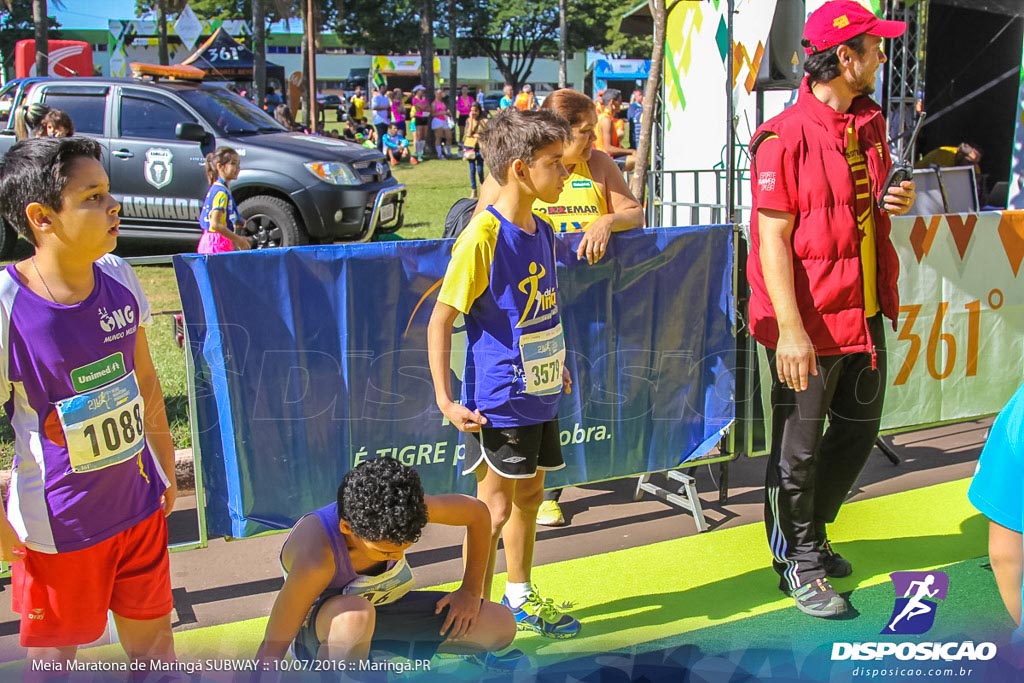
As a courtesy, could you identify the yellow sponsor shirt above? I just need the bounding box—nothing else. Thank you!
[845,126,879,318]
[532,160,608,233]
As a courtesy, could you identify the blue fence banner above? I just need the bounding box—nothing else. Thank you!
[173,226,735,538]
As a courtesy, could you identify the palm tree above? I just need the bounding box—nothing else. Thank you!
[132,0,186,66]
[420,0,436,100]
[252,0,295,117]
[629,0,683,202]
[32,0,49,76]
[558,0,567,88]
[156,0,191,65]
[252,0,267,111]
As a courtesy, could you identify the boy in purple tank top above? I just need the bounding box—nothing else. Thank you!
[0,137,176,663]
[428,108,581,640]
[257,457,516,666]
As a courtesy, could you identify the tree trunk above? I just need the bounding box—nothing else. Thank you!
[33,0,48,77]
[558,0,568,88]
[420,0,436,99]
[629,0,668,205]
[420,0,436,151]
[300,32,309,124]
[305,0,317,130]
[448,0,458,117]
[253,0,267,109]
[157,0,170,66]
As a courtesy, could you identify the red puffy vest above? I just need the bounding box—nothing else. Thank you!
[747,78,899,357]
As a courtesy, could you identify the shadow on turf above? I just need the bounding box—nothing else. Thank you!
[564,516,987,637]
[689,429,986,512]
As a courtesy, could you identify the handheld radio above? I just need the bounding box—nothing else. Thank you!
[877,111,926,210]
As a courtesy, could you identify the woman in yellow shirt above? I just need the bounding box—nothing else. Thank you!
[475,88,643,264]
[473,88,644,525]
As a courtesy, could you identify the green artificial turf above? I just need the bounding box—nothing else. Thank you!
[38,477,999,677]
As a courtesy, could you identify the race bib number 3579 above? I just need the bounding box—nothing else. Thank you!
[56,371,147,473]
[519,324,566,396]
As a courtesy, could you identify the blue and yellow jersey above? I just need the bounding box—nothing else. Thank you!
[439,207,565,427]
[199,180,240,234]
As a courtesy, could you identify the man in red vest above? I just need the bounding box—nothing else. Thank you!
[747,0,916,618]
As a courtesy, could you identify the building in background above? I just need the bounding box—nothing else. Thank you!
[49,23,586,96]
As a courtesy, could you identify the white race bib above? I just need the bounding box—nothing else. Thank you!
[56,371,147,473]
[519,324,566,396]
[342,558,415,606]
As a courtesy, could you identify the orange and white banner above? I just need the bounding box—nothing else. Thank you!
[883,210,1024,429]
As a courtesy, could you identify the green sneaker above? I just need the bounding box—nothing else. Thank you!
[536,499,565,527]
[502,589,581,638]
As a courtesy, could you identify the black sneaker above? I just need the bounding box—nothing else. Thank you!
[790,578,847,617]
[820,539,853,578]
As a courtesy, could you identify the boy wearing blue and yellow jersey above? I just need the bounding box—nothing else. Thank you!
[428,108,581,640]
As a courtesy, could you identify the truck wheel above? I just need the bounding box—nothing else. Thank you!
[238,196,309,249]
[0,222,17,260]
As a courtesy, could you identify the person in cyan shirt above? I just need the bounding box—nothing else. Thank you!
[969,383,1024,637]
[0,136,176,663]
[382,124,413,166]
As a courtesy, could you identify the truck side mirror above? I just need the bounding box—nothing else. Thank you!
[176,122,210,143]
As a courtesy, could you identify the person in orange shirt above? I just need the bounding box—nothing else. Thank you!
[514,84,538,111]
[594,89,635,171]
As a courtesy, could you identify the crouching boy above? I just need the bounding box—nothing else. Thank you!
[0,137,177,663]
[256,457,515,663]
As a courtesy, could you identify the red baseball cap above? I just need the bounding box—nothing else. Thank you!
[803,1,906,55]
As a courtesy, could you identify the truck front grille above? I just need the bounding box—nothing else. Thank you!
[351,160,391,184]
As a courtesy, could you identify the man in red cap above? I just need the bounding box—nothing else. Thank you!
[747,0,916,618]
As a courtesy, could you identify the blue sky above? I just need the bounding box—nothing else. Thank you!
[55,0,145,30]
[54,1,298,32]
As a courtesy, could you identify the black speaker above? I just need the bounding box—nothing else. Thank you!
[755,0,806,91]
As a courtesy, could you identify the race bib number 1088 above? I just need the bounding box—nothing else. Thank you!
[56,371,147,473]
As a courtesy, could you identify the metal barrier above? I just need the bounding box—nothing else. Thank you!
[647,168,752,228]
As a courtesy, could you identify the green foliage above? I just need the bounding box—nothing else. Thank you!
[134,0,308,30]
[0,4,60,77]
[457,0,647,87]
[333,0,420,54]
[458,0,557,87]
[589,0,652,59]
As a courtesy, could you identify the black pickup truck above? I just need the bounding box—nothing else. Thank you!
[0,76,406,257]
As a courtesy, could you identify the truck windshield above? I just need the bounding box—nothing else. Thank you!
[0,81,20,131]
[180,87,285,136]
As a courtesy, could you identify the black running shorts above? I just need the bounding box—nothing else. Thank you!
[463,419,565,478]
[292,590,453,662]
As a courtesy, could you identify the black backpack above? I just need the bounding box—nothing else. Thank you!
[443,197,478,239]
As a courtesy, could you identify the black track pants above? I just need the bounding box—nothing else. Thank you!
[764,315,887,590]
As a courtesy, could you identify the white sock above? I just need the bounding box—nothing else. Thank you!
[505,581,532,608]
[435,145,444,158]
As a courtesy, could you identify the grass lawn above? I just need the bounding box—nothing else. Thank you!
[0,158,474,467]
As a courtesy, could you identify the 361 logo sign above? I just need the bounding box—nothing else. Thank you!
[882,571,949,635]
